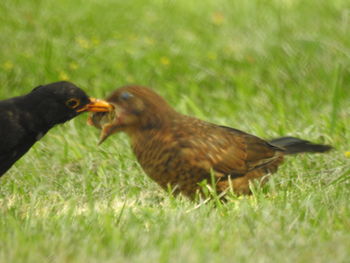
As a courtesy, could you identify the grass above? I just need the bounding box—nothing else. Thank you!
[0,0,350,262]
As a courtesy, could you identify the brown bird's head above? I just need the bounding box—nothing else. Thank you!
[88,86,176,144]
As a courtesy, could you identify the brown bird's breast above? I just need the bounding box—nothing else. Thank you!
[130,128,209,197]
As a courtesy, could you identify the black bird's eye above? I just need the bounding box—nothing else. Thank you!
[119,92,133,101]
[66,98,80,109]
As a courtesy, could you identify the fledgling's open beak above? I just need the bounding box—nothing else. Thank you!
[77,98,114,113]
[86,103,122,145]
[98,122,118,145]
[97,107,124,144]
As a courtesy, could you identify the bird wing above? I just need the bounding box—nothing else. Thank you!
[214,126,284,175]
[178,122,284,177]
[0,104,39,176]
[0,134,37,176]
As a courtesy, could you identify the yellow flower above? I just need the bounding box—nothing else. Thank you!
[76,37,90,49]
[2,61,14,70]
[160,56,170,66]
[91,37,100,46]
[69,62,79,70]
[246,55,255,64]
[344,151,350,158]
[127,34,137,41]
[23,52,33,58]
[126,49,135,55]
[59,71,69,81]
[144,37,155,45]
[211,12,225,26]
[126,75,134,83]
[207,52,217,60]
[115,62,124,70]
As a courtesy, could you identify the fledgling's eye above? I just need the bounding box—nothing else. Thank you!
[119,92,133,101]
[66,98,80,109]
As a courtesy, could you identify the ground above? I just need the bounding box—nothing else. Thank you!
[0,0,350,262]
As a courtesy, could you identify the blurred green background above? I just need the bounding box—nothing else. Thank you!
[0,0,349,262]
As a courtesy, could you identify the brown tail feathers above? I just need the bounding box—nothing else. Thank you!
[269,136,332,155]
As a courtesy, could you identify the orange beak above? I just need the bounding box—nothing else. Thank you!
[77,98,114,113]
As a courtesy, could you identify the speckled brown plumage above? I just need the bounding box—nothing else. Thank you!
[89,86,331,199]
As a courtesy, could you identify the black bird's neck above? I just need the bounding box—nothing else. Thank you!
[14,94,58,133]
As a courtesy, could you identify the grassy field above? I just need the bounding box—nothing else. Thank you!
[0,0,350,262]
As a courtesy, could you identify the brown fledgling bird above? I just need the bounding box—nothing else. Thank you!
[89,86,332,199]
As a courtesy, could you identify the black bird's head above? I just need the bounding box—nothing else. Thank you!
[26,81,113,126]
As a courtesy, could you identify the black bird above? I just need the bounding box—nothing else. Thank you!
[0,81,112,176]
